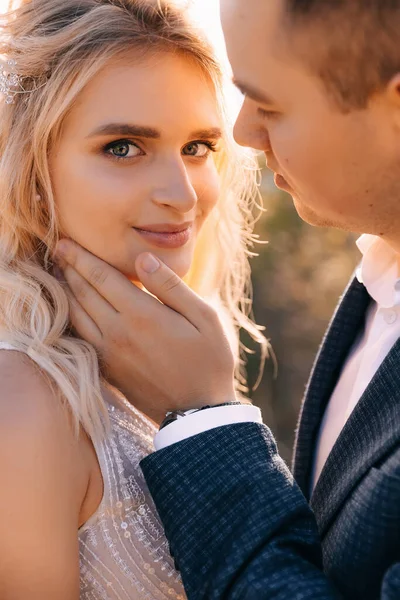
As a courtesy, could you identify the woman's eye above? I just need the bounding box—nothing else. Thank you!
[183,142,215,158]
[105,140,142,159]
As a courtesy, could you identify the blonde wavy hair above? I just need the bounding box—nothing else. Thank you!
[0,0,267,441]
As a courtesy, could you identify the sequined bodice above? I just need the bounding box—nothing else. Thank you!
[78,396,186,600]
[0,342,186,600]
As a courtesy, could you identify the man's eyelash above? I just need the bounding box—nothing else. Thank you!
[258,108,278,119]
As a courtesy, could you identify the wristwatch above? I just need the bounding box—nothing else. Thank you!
[159,401,244,431]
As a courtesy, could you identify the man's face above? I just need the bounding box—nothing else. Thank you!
[221,0,400,244]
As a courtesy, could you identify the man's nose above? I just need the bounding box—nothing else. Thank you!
[233,99,271,152]
[151,159,198,214]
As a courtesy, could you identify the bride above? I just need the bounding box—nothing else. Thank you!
[0,0,266,598]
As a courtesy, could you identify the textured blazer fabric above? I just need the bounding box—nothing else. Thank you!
[141,278,400,599]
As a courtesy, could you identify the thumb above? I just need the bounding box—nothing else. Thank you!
[135,252,205,328]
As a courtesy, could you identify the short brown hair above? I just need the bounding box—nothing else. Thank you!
[284,0,400,111]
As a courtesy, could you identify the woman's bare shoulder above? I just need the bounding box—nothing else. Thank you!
[0,346,94,486]
[0,348,92,512]
[0,348,88,487]
[0,350,88,600]
[0,347,55,395]
[0,349,68,434]
[0,350,84,599]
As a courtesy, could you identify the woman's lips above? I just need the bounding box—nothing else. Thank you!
[133,225,193,249]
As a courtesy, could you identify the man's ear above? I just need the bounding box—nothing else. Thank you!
[385,73,400,127]
[378,72,400,134]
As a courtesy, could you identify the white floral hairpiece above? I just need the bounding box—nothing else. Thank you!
[0,56,23,104]
[0,56,48,104]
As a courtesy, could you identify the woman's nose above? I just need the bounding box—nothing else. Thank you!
[233,98,271,152]
[151,158,198,214]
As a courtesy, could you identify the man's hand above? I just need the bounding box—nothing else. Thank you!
[53,240,236,424]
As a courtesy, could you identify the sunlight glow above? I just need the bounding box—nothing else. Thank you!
[0,0,230,77]
[0,0,238,109]
[0,0,227,61]
[187,0,227,63]
[0,0,224,41]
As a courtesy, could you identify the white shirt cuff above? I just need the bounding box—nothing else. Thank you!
[154,404,263,451]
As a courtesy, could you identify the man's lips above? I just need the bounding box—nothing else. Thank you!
[274,173,292,192]
[133,223,193,249]
[265,156,293,192]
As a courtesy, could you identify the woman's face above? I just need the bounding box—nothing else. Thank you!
[50,52,222,281]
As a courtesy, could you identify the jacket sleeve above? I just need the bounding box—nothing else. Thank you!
[141,422,341,599]
[382,564,400,599]
[141,422,399,599]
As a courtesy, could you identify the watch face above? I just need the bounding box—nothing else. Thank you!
[159,410,185,431]
[159,402,244,431]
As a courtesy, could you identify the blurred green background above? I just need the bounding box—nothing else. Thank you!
[246,167,360,465]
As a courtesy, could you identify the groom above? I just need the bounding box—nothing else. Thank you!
[54,0,400,597]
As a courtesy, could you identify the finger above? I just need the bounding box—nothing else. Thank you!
[63,285,103,348]
[63,264,118,329]
[135,252,211,330]
[54,239,146,314]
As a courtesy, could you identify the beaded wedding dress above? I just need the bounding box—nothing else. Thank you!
[0,342,186,600]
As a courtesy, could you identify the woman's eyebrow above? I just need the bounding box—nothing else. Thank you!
[86,124,222,140]
[86,124,161,139]
[189,128,222,140]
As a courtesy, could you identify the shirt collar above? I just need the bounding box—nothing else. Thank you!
[356,234,400,308]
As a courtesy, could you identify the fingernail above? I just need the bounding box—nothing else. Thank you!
[52,253,67,269]
[53,265,64,282]
[140,253,160,274]
[55,240,69,258]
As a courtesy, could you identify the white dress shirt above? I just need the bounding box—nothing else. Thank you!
[154,403,263,451]
[310,234,400,491]
[155,234,400,494]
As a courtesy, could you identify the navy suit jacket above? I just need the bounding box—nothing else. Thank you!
[141,278,400,599]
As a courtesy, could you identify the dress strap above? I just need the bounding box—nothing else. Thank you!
[0,342,19,351]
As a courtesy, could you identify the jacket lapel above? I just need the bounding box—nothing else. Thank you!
[292,277,371,499]
[310,338,400,537]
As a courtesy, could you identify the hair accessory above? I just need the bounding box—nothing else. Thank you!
[0,57,48,104]
[0,57,22,104]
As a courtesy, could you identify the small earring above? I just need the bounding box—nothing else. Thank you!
[36,194,42,202]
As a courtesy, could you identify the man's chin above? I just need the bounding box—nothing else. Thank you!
[292,197,335,228]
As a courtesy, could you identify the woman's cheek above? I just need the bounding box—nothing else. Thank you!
[195,162,221,217]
